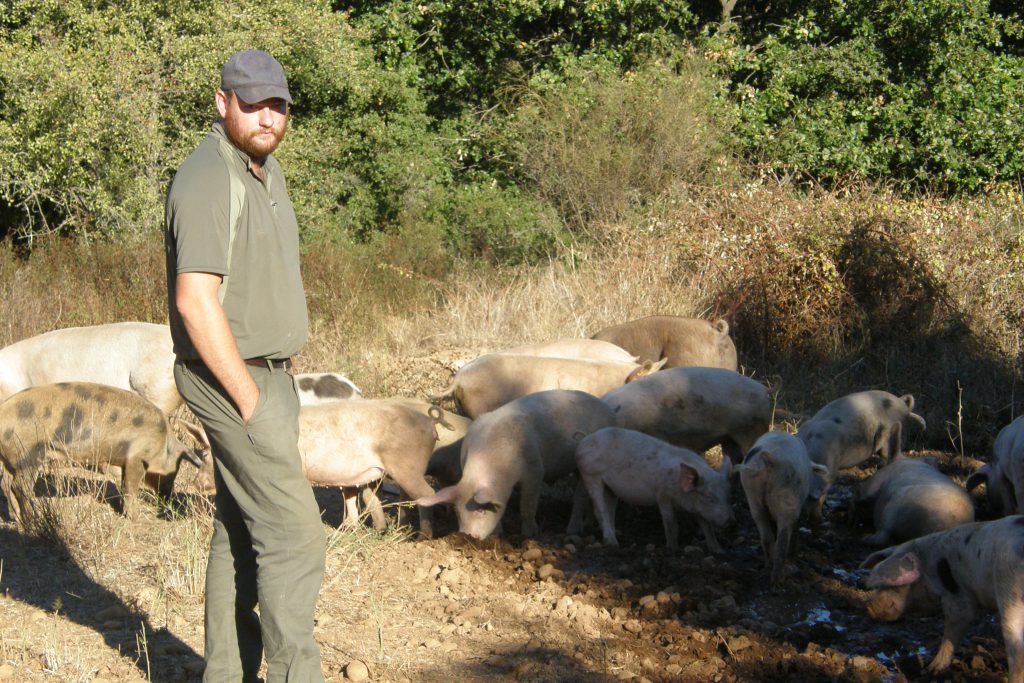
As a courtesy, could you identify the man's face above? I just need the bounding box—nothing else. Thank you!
[216,90,288,159]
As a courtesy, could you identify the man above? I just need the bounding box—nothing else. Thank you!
[164,49,325,682]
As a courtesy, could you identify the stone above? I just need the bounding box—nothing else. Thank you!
[344,660,369,681]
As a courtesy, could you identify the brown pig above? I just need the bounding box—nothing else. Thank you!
[736,431,830,584]
[590,316,738,370]
[0,382,204,524]
[571,426,734,553]
[966,415,1024,517]
[601,367,772,464]
[853,455,974,546]
[860,516,1024,682]
[431,353,664,418]
[416,390,617,539]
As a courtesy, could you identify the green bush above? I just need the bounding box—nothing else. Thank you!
[0,0,448,245]
[708,0,1024,192]
[495,53,734,232]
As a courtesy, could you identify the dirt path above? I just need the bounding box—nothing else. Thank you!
[0,447,1010,683]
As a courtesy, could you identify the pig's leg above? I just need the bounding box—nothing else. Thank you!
[341,487,361,528]
[658,499,679,549]
[998,592,1024,683]
[698,518,723,554]
[748,502,775,568]
[393,476,436,540]
[566,480,590,535]
[120,455,147,518]
[926,601,976,674]
[771,523,793,585]
[518,475,541,537]
[359,486,387,531]
[862,529,892,546]
[583,475,618,545]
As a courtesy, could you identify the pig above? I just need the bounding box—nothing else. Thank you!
[297,399,442,537]
[294,372,362,405]
[432,353,664,418]
[735,431,830,583]
[0,322,181,416]
[601,367,772,464]
[571,427,734,553]
[798,390,927,521]
[853,455,974,546]
[415,389,617,539]
[966,416,1024,517]
[590,316,738,370]
[860,516,1024,682]
[495,338,638,364]
[0,382,205,524]
[393,398,472,487]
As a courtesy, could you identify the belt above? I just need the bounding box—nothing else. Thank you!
[244,357,293,370]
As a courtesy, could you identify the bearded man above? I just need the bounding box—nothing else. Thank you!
[164,49,325,683]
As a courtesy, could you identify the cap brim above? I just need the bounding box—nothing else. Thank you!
[232,85,293,105]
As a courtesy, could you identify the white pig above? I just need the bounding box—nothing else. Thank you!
[735,431,830,584]
[798,390,926,521]
[966,415,1024,517]
[853,455,974,546]
[571,427,734,553]
[415,390,617,539]
[861,516,1024,682]
[601,367,772,464]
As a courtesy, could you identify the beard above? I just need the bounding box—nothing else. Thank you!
[223,114,287,160]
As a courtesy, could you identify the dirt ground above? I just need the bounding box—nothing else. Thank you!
[0,353,1012,682]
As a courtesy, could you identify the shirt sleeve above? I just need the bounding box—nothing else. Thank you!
[166,154,231,276]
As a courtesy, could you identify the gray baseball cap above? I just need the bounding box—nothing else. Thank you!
[220,49,293,104]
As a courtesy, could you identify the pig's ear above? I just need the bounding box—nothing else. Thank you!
[965,464,990,491]
[182,449,205,468]
[900,394,916,412]
[679,463,699,492]
[177,417,210,450]
[866,551,921,588]
[416,485,459,507]
[811,463,830,478]
[860,547,896,570]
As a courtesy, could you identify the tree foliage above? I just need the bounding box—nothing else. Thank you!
[0,0,1021,251]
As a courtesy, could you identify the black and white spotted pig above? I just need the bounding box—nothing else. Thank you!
[0,382,204,524]
[293,372,362,405]
[861,516,1024,682]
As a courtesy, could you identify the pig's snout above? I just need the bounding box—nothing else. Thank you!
[865,589,906,622]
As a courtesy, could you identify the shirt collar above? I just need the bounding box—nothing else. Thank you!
[211,122,275,180]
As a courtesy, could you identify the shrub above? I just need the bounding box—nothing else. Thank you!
[497,53,735,234]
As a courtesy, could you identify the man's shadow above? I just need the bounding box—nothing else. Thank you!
[0,519,203,681]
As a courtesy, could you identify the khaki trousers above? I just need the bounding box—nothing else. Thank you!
[174,360,325,683]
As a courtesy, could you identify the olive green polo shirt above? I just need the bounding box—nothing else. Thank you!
[165,122,308,361]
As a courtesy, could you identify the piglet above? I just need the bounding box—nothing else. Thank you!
[736,431,829,584]
[570,427,733,552]
[861,516,1024,682]
[853,454,974,546]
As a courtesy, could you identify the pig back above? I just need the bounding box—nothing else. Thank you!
[297,399,437,485]
[0,382,170,471]
[466,390,617,484]
[865,458,974,542]
[603,367,770,449]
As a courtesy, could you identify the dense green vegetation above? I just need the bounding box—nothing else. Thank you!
[1,0,1021,249]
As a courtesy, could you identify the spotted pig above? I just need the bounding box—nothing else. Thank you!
[861,516,1024,682]
[0,382,204,524]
